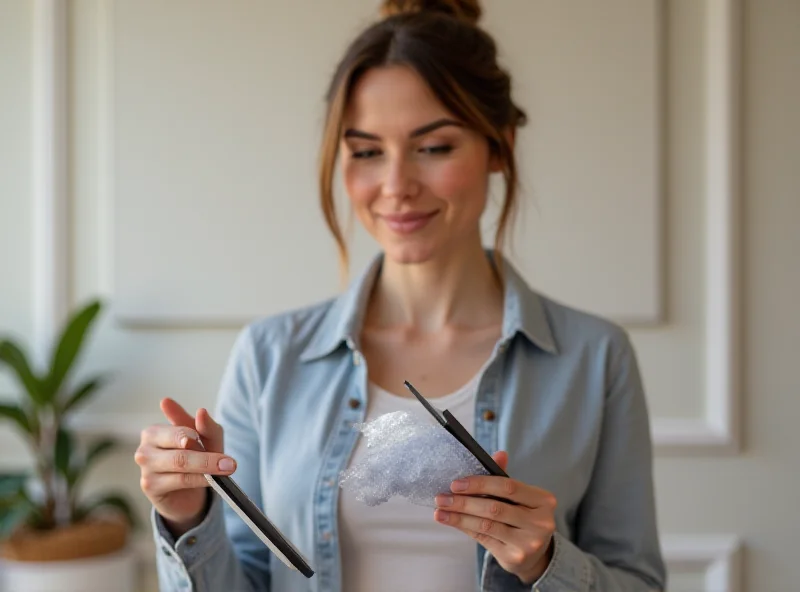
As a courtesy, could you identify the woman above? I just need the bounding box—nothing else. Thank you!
[136,1,667,591]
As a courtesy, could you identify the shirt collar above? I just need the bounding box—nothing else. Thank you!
[299,249,558,362]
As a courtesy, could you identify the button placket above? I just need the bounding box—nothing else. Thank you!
[314,349,368,592]
[474,362,501,471]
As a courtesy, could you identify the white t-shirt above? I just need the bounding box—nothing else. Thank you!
[339,376,480,592]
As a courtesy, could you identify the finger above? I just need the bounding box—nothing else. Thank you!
[434,508,526,548]
[196,407,224,453]
[160,398,196,429]
[461,526,507,558]
[140,471,210,497]
[492,450,509,472]
[140,424,202,450]
[142,447,237,475]
[434,492,530,529]
[450,475,557,510]
[139,424,202,451]
[461,526,537,576]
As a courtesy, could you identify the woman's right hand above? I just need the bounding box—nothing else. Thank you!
[135,398,238,537]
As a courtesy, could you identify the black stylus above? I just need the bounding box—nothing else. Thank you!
[190,436,315,577]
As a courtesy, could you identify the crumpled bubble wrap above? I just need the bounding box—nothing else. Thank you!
[339,410,489,508]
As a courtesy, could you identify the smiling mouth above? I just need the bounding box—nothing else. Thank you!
[379,211,439,234]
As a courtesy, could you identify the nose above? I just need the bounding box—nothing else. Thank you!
[381,153,420,201]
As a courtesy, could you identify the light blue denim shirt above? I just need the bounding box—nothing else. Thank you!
[151,251,667,592]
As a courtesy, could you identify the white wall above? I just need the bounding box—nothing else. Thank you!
[1,1,797,590]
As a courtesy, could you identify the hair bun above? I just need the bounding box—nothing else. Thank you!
[380,0,482,25]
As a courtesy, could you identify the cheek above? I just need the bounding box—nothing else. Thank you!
[343,161,379,208]
[424,153,489,209]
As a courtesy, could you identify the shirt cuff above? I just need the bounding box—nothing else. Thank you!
[151,492,227,570]
[530,532,591,592]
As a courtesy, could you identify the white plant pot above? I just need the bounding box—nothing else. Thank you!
[0,545,137,592]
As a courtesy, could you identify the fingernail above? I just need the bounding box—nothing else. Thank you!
[218,458,235,472]
[435,510,450,523]
[437,494,453,507]
[179,436,189,448]
[451,479,468,492]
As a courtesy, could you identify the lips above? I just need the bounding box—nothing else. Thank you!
[379,211,438,234]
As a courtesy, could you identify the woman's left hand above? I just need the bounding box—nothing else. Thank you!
[434,450,556,585]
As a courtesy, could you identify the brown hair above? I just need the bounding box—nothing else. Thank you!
[319,0,526,278]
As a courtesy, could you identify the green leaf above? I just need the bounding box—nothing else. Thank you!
[46,300,102,402]
[76,493,140,530]
[0,403,32,435]
[54,428,74,478]
[0,473,28,500]
[85,437,116,470]
[0,475,35,536]
[0,503,32,537]
[68,437,117,493]
[60,377,105,415]
[0,340,45,405]
[65,466,81,489]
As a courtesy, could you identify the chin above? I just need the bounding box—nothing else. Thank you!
[381,241,439,266]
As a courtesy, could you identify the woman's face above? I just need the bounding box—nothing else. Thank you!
[340,65,496,266]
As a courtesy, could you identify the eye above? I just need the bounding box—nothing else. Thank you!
[351,148,381,159]
[419,145,453,155]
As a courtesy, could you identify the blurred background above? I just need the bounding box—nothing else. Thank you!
[1,1,797,590]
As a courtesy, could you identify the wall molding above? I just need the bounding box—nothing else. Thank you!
[662,535,743,592]
[650,0,742,455]
[31,0,69,368]
[111,0,667,330]
[41,1,741,457]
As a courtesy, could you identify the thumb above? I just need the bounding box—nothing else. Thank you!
[195,407,225,453]
[492,450,509,472]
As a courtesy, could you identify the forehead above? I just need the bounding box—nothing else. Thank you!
[343,65,456,134]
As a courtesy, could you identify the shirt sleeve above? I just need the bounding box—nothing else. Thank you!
[151,325,272,592]
[530,329,667,592]
[152,494,262,592]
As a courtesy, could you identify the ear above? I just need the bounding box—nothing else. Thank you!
[488,127,515,173]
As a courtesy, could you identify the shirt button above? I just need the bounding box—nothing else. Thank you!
[348,398,361,409]
[186,536,197,546]
[353,352,362,365]
[482,409,496,421]
[322,531,332,541]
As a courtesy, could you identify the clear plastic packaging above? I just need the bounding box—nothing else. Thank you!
[339,410,489,507]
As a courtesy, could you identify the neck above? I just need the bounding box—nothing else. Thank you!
[366,241,504,333]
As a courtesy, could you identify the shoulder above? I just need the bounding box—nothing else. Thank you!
[527,291,645,405]
[540,292,629,342]
[531,290,636,364]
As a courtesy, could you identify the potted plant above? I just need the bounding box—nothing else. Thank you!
[0,299,139,592]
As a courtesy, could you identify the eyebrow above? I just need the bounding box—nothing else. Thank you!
[343,118,462,141]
